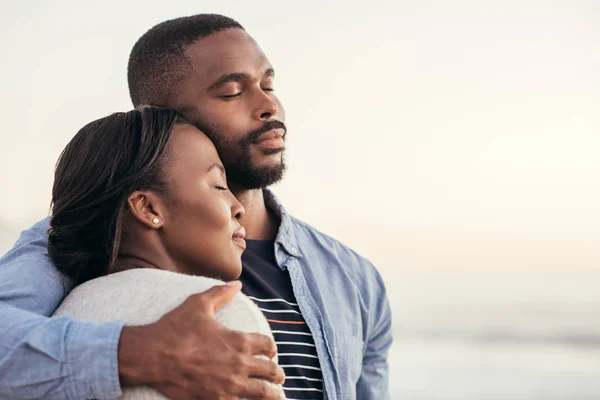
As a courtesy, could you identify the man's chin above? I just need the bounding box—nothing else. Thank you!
[250,151,284,168]
[227,162,286,190]
[251,146,285,160]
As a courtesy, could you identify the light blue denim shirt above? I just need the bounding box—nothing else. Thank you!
[0,190,392,399]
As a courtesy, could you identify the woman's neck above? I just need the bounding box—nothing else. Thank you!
[111,235,181,275]
[111,255,161,274]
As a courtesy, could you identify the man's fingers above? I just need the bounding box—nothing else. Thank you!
[246,333,278,358]
[188,281,242,314]
[236,378,285,400]
[247,357,286,385]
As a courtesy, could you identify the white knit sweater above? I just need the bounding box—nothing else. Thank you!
[53,268,280,400]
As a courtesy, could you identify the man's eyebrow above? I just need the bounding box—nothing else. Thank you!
[208,68,276,90]
[208,72,248,90]
[207,163,226,174]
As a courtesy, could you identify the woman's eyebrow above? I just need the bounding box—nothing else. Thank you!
[264,68,275,78]
[207,163,226,175]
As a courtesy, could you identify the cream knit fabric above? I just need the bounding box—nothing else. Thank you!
[53,268,281,400]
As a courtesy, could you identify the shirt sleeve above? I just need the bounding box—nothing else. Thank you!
[356,264,393,400]
[0,219,125,399]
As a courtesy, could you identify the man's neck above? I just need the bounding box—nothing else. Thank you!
[231,187,279,240]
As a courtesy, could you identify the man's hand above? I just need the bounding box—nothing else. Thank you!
[118,281,285,399]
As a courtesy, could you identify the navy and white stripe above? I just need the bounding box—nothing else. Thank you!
[250,296,324,399]
[240,239,324,399]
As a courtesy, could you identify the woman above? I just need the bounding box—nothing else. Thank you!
[49,107,279,399]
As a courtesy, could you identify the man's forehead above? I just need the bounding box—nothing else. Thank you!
[183,29,272,84]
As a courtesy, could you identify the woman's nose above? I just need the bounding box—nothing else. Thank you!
[231,196,245,220]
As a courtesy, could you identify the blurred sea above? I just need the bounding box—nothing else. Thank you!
[387,268,600,400]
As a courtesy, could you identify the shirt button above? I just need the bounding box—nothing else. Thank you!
[291,246,298,254]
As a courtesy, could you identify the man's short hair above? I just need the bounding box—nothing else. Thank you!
[128,14,244,106]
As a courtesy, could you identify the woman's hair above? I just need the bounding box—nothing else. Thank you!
[48,106,187,285]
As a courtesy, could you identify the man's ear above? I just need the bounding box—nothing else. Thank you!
[127,191,165,229]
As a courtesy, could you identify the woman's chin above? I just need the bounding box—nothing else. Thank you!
[222,262,243,281]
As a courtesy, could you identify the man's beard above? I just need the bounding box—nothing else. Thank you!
[201,120,287,190]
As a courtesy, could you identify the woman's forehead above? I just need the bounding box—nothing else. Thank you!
[168,124,221,172]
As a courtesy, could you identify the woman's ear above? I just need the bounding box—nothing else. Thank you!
[127,191,165,229]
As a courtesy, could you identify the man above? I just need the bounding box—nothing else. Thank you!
[0,14,392,400]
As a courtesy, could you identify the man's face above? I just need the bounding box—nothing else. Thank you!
[168,28,286,189]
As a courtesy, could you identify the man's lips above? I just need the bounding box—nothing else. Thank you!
[232,226,246,250]
[254,128,285,143]
[254,129,285,150]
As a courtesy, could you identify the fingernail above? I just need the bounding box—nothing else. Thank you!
[226,280,242,288]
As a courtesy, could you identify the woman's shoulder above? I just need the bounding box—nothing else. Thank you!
[70,268,225,298]
[53,269,271,336]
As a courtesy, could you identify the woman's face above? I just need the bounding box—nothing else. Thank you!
[158,124,246,280]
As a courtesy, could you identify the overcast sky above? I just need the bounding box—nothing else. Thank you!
[1,1,599,280]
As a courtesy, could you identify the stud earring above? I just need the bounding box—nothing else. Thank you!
[152,218,160,225]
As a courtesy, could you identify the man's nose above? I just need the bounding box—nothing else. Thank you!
[254,90,279,121]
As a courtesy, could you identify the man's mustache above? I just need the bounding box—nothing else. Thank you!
[247,120,287,143]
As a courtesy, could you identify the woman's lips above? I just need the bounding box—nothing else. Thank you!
[232,226,246,250]
[232,237,246,250]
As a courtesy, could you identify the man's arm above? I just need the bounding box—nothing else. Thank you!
[0,219,124,399]
[356,266,393,400]
[0,220,285,399]
[0,218,71,314]
[0,304,123,399]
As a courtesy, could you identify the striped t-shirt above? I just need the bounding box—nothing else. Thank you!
[240,240,324,400]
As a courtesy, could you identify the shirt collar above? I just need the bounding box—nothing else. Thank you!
[263,189,302,259]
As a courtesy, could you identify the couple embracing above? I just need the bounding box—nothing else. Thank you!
[0,14,391,400]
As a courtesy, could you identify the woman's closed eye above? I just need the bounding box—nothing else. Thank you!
[215,185,228,191]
